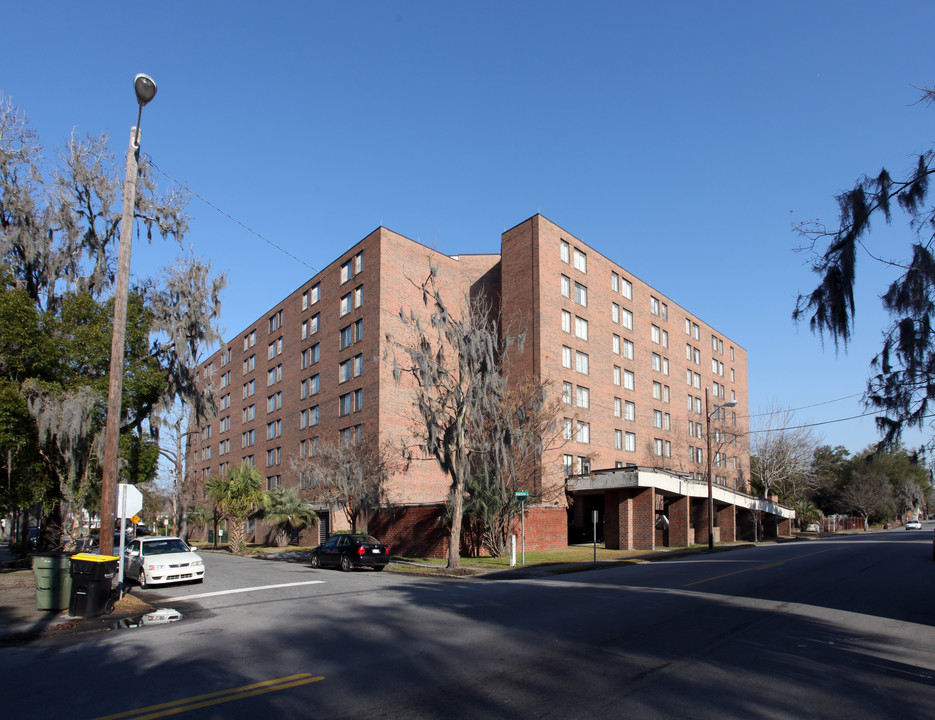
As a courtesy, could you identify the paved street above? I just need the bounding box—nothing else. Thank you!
[1,527,933,719]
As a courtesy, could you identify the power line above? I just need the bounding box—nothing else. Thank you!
[145,156,321,273]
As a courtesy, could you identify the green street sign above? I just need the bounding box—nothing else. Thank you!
[514,491,529,499]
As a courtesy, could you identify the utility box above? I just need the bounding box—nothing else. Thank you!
[69,553,118,617]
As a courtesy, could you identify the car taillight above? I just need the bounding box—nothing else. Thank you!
[358,545,365,556]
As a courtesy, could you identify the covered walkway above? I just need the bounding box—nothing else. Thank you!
[568,467,794,551]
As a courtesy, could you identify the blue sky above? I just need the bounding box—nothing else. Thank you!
[3,1,934,456]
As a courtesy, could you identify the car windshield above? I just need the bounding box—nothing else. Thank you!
[353,535,382,545]
[142,539,190,555]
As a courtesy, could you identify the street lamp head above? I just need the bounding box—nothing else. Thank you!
[134,73,157,107]
[722,400,738,409]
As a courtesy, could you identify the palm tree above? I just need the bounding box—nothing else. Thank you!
[205,463,266,554]
[257,487,318,547]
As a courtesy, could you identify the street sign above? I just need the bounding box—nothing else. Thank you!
[116,483,143,519]
[514,491,529,499]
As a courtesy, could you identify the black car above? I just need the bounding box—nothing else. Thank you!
[310,534,390,572]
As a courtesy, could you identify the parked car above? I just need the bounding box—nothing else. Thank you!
[309,534,389,572]
[124,536,205,587]
[906,519,922,530]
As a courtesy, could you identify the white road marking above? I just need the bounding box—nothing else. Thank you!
[178,580,326,601]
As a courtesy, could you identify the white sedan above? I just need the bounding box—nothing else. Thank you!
[906,519,923,530]
[124,536,205,587]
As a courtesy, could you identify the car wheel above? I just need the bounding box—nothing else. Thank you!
[374,565,386,572]
[104,597,115,615]
[310,553,321,569]
[138,569,147,589]
[194,578,204,584]
[340,554,352,572]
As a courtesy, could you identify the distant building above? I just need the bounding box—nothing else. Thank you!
[189,214,791,556]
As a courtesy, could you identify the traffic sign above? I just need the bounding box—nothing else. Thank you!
[514,491,529,499]
[117,483,143,519]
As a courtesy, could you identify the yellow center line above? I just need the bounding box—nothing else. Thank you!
[91,673,325,720]
[683,546,845,587]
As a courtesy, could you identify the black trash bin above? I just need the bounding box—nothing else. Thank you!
[69,553,119,617]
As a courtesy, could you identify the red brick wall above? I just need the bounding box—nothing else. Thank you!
[717,504,736,543]
[370,504,449,558]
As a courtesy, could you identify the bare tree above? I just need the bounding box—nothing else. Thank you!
[840,468,894,530]
[292,439,398,533]
[750,403,821,503]
[385,266,522,568]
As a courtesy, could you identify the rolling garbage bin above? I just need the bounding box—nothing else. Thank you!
[69,553,119,618]
[32,553,73,611]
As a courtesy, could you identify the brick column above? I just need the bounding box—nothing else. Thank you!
[717,504,736,543]
[693,497,711,547]
[668,496,689,548]
[778,517,792,537]
[604,489,623,550]
[632,487,655,551]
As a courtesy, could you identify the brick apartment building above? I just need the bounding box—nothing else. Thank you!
[189,214,792,557]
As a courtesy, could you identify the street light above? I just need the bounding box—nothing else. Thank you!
[705,389,737,552]
[99,74,157,557]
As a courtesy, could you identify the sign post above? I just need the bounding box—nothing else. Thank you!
[115,483,143,596]
[515,492,529,565]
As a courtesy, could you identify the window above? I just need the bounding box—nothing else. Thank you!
[613,334,621,354]
[267,392,282,412]
[694,372,701,389]
[576,421,590,443]
[694,348,701,365]
[340,292,352,316]
[652,325,661,344]
[662,358,669,375]
[573,248,587,273]
[577,457,590,474]
[575,351,589,375]
[615,429,623,450]
[712,334,719,352]
[612,303,620,324]
[219,371,229,389]
[574,316,588,341]
[614,397,622,417]
[243,379,255,398]
[652,353,662,372]
[299,373,319,399]
[266,420,282,440]
[339,354,363,382]
[654,438,664,456]
[621,309,633,330]
[340,324,354,349]
[309,313,320,336]
[623,339,634,359]
[202,445,212,461]
[563,418,573,440]
[562,346,572,369]
[692,323,700,340]
[574,282,588,307]
[730,346,735,361]
[354,285,363,308]
[614,365,621,386]
[562,310,571,333]
[653,381,663,400]
[562,381,573,404]
[243,329,256,350]
[563,454,574,476]
[268,310,282,333]
[561,275,570,298]
[625,432,636,451]
[576,386,590,409]
[267,364,282,386]
[560,240,570,263]
[340,259,353,284]
[219,393,230,411]
[242,429,255,448]
[243,355,255,374]
[267,338,282,360]
[266,475,281,491]
[662,330,668,348]
[685,319,691,335]
[611,272,619,292]
[339,389,363,416]
[219,416,230,433]
[621,278,632,300]
[219,438,230,455]
[654,410,663,428]
[305,406,320,428]
[243,404,255,423]
[623,370,634,390]
[301,343,320,369]
[354,251,364,274]
[625,401,635,421]
[651,297,660,316]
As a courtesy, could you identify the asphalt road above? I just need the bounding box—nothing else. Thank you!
[1,526,933,719]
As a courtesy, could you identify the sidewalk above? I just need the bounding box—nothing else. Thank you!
[0,544,151,646]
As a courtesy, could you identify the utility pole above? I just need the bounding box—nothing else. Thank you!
[99,75,157,556]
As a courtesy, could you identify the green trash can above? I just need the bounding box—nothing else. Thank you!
[32,553,73,611]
